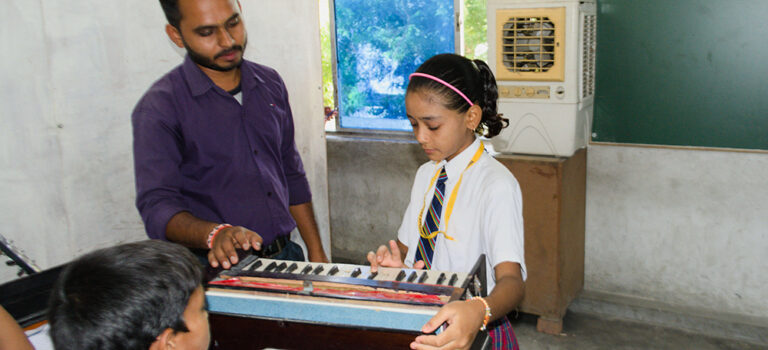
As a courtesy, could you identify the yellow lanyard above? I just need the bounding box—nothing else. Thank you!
[417,144,484,241]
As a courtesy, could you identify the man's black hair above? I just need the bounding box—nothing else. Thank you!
[47,240,203,350]
[159,0,182,29]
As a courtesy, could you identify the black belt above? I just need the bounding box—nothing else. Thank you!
[255,235,289,258]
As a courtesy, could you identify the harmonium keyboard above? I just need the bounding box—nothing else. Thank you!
[205,254,490,350]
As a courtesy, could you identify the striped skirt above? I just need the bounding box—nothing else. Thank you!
[488,316,519,350]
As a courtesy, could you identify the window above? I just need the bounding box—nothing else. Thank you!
[320,0,488,132]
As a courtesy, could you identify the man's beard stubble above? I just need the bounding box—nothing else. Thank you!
[184,37,248,72]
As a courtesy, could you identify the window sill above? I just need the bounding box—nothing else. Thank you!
[326,130,417,144]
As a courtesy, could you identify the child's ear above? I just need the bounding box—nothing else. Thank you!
[465,104,482,132]
[150,328,176,350]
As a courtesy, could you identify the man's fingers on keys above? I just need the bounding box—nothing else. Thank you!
[210,247,232,269]
[207,250,220,268]
[413,260,426,270]
[249,232,263,251]
[218,239,239,268]
[231,229,250,250]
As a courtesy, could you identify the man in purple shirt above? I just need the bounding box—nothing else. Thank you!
[132,0,328,268]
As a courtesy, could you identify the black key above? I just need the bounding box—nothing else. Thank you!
[328,265,340,276]
[275,262,287,272]
[301,265,313,274]
[249,260,263,271]
[406,271,418,282]
[367,271,378,280]
[418,271,429,283]
[312,265,325,275]
[448,273,458,286]
[286,263,298,273]
[395,270,406,281]
[264,262,277,272]
[351,267,362,278]
[436,273,446,285]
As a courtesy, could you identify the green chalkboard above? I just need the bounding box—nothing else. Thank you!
[592,0,768,151]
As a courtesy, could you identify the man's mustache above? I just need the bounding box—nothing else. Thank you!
[214,45,243,59]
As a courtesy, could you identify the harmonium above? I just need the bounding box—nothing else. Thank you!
[205,254,491,349]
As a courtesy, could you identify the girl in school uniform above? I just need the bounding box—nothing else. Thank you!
[367,53,526,350]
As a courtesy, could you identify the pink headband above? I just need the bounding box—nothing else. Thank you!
[409,72,474,106]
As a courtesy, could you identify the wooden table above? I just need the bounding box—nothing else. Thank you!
[495,148,586,334]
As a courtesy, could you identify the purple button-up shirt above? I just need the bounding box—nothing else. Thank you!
[132,56,311,245]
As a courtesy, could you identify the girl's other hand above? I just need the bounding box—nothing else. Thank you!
[411,299,485,350]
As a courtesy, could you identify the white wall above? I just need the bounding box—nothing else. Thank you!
[0,1,329,283]
[586,144,768,320]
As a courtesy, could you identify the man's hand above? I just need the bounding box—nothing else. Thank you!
[410,299,485,350]
[207,225,262,269]
[307,247,329,263]
[366,240,425,273]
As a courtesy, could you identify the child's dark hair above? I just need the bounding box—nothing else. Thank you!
[47,240,203,350]
[407,53,508,138]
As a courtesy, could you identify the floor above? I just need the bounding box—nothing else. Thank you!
[509,311,766,350]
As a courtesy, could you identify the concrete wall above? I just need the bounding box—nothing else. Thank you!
[0,1,329,283]
[327,139,768,325]
[327,135,427,263]
[586,145,768,321]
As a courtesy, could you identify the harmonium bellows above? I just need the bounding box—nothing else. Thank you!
[205,254,488,334]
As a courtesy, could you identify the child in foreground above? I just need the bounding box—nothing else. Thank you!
[48,240,210,350]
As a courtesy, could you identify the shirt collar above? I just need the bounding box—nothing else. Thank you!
[437,138,483,181]
[181,55,266,97]
[181,55,215,96]
[240,59,266,92]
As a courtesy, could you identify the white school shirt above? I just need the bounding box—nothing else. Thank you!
[398,138,526,293]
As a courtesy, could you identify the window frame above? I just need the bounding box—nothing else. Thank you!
[327,0,465,135]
